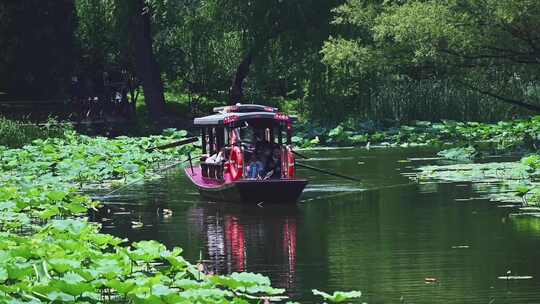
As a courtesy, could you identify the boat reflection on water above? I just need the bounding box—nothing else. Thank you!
[188,203,299,289]
[224,216,246,272]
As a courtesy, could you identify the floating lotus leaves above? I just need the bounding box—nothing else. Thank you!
[178,288,234,301]
[414,159,540,206]
[91,255,131,279]
[129,240,168,263]
[64,201,88,214]
[39,206,61,220]
[33,260,52,283]
[437,146,477,161]
[89,232,126,248]
[162,248,191,272]
[0,266,7,283]
[6,261,34,282]
[209,272,285,296]
[47,258,81,274]
[47,219,92,236]
[0,127,364,303]
[50,271,95,297]
[312,289,362,303]
[173,278,213,290]
[105,278,137,294]
[292,115,540,150]
[46,190,68,202]
[209,272,270,290]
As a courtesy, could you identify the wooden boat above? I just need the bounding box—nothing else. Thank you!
[184,104,308,203]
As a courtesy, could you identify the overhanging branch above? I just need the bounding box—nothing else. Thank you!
[456,80,540,113]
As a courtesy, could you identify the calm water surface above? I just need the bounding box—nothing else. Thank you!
[96,147,540,303]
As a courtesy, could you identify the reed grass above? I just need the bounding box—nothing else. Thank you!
[304,79,530,125]
[0,116,71,148]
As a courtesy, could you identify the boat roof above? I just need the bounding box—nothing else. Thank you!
[194,111,290,126]
[213,104,278,113]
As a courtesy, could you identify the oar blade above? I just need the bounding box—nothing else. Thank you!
[146,137,199,152]
[291,149,310,159]
[296,162,361,182]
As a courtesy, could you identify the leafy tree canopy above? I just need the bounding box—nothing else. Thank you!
[322,0,540,111]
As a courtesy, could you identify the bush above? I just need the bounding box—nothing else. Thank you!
[0,117,72,148]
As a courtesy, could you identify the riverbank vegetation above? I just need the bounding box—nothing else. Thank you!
[0,117,71,148]
[293,116,540,209]
[2,1,539,123]
[294,116,540,152]
[414,155,540,207]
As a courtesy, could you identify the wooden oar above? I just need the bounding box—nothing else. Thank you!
[296,162,361,182]
[146,137,198,152]
[291,149,310,159]
[104,154,201,197]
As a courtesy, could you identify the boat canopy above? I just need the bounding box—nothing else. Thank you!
[194,111,289,126]
[213,104,278,113]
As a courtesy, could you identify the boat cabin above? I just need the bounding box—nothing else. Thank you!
[194,104,295,182]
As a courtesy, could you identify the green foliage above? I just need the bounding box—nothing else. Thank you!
[321,0,540,122]
[74,0,343,116]
[0,124,362,303]
[521,155,540,171]
[0,117,73,148]
[312,289,362,303]
[293,116,540,152]
[5,0,540,124]
[415,156,540,206]
[0,1,75,99]
[437,146,477,161]
[0,128,282,303]
[328,125,351,146]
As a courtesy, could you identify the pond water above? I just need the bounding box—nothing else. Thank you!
[96,147,540,303]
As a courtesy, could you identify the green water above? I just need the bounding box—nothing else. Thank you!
[96,147,540,303]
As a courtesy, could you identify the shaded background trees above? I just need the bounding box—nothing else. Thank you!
[0,1,76,99]
[1,0,539,125]
[320,0,540,122]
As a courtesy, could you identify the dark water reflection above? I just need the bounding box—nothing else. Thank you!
[96,147,540,303]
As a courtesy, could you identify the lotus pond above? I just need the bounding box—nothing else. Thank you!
[0,130,366,303]
[93,145,540,303]
[1,126,539,303]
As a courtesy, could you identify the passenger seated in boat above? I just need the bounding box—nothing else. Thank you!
[264,147,281,179]
[205,149,225,164]
[254,137,271,163]
[246,154,264,179]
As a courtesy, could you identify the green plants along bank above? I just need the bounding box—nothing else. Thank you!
[413,154,540,208]
[293,116,540,210]
[293,116,540,153]
[0,128,361,303]
[0,117,72,149]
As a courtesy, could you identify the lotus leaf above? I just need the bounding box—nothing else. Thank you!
[312,289,362,303]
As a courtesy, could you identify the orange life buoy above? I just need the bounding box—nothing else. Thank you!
[228,146,244,180]
[286,146,295,178]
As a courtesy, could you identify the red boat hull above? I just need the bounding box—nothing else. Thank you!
[185,167,308,203]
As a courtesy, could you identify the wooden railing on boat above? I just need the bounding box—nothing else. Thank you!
[201,163,224,180]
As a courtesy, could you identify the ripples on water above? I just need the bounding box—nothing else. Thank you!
[97,147,540,303]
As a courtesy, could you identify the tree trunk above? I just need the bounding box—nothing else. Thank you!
[228,52,253,105]
[131,0,166,119]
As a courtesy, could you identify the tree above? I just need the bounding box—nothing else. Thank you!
[128,0,166,118]
[321,0,540,113]
[75,0,166,119]
[150,0,242,101]
[210,0,342,104]
[0,1,76,99]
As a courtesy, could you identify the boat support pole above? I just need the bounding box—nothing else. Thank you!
[188,152,194,175]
